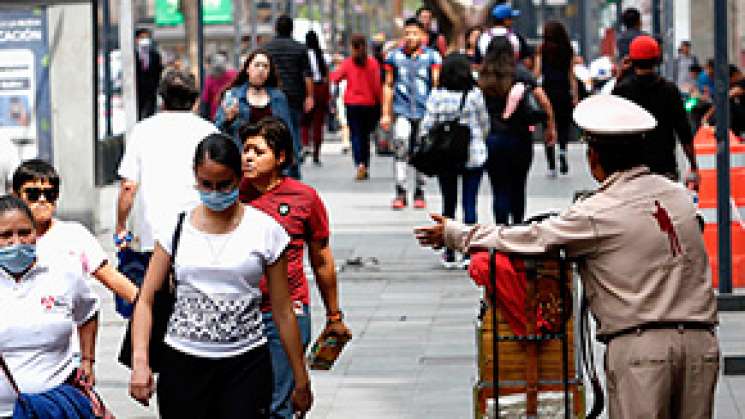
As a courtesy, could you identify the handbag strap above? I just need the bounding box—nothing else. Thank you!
[169,212,186,283]
[0,352,21,396]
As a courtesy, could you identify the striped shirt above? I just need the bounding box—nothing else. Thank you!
[419,87,490,168]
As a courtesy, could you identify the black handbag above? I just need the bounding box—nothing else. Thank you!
[410,90,471,176]
[118,212,185,373]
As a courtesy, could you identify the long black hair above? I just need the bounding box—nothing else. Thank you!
[305,30,328,77]
[0,195,35,228]
[479,36,515,98]
[193,133,243,178]
[439,53,475,92]
[540,20,573,73]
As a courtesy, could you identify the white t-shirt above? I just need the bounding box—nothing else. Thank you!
[36,219,108,276]
[117,112,218,251]
[0,137,19,195]
[157,207,289,359]
[0,257,99,416]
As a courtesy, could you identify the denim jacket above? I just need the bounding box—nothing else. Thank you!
[214,84,293,149]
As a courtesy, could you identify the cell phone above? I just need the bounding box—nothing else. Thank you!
[223,90,238,109]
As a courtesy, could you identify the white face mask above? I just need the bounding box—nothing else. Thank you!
[138,37,152,48]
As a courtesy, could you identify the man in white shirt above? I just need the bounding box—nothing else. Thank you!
[0,136,20,195]
[116,70,218,260]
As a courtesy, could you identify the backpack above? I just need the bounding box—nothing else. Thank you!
[410,91,471,176]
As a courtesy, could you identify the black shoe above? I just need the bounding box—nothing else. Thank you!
[559,155,568,175]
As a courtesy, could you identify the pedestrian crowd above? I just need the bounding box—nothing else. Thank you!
[0,3,739,419]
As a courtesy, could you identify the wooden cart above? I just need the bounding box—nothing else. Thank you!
[474,250,584,418]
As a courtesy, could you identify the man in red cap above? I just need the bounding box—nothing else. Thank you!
[613,35,699,189]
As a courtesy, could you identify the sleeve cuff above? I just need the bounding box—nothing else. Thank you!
[443,219,472,252]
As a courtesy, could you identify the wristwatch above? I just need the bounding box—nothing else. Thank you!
[326,310,344,323]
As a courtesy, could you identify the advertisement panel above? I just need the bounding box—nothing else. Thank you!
[155,0,233,26]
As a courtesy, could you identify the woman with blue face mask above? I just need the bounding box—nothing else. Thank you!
[128,133,312,419]
[0,195,100,417]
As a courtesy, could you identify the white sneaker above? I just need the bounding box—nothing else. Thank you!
[547,169,557,178]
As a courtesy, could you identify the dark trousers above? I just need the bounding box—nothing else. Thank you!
[157,344,272,419]
[346,104,379,168]
[544,111,571,170]
[301,83,330,161]
[437,167,483,225]
[485,132,533,224]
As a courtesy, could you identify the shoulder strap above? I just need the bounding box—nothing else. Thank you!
[457,90,468,114]
[170,212,186,281]
[0,353,21,395]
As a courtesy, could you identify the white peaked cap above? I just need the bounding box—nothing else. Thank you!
[573,94,657,135]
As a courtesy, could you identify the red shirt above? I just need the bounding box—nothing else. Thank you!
[330,56,382,106]
[240,177,330,311]
[202,69,238,119]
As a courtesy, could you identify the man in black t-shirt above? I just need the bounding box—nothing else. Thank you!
[613,35,699,186]
[416,6,447,56]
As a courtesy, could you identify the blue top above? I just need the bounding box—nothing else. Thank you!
[696,72,715,97]
[384,47,442,120]
[214,84,293,149]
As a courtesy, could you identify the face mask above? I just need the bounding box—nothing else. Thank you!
[199,188,239,212]
[0,244,36,275]
[138,38,151,48]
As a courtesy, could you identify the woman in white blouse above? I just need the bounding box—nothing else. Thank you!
[128,133,312,418]
[0,195,99,418]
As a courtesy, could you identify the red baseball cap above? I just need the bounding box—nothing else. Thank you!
[629,35,660,60]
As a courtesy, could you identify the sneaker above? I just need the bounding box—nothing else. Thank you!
[441,251,458,269]
[460,254,471,269]
[391,196,406,209]
[413,191,426,209]
[355,165,368,181]
[547,169,557,178]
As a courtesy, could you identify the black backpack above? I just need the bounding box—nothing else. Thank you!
[410,91,471,176]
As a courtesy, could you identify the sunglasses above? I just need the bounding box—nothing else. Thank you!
[22,187,59,203]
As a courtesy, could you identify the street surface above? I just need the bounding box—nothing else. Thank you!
[91,139,745,418]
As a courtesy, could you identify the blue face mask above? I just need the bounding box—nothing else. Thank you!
[199,188,239,212]
[0,244,36,275]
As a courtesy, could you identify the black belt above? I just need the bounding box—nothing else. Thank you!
[598,321,714,344]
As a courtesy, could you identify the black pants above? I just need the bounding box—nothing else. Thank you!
[157,344,272,419]
[485,132,533,224]
[544,109,571,171]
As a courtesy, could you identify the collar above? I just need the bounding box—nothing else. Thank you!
[401,46,425,58]
[597,165,650,192]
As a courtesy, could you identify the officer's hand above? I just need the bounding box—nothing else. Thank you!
[380,114,392,131]
[414,213,446,249]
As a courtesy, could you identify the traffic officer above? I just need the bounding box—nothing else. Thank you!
[415,94,719,419]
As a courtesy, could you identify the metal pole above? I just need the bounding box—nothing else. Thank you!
[331,0,337,54]
[101,0,113,137]
[343,0,350,54]
[662,0,674,80]
[651,0,660,39]
[271,0,279,26]
[233,0,242,68]
[119,0,137,133]
[250,0,258,49]
[616,0,623,32]
[578,0,588,63]
[197,0,204,92]
[714,0,732,294]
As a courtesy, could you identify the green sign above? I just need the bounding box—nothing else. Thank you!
[155,0,233,26]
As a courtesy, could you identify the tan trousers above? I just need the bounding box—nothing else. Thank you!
[605,328,719,419]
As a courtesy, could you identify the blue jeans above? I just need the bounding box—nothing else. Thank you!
[437,167,483,225]
[286,107,303,179]
[346,104,378,167]
[262,305,311,419]
[485,132,533,224]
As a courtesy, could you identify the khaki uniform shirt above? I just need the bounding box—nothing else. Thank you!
[444,166,718,338]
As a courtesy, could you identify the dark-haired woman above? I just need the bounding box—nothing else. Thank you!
[419,54,488,268]
[330,34,382,180]
[536,21,578,176]
[301,31,330,165]
[480,36,556,225]
[0,195,100,417]
[463,26,482,66]
[238,116,351,419]
[128,133,312,418]
[214,50,293,151]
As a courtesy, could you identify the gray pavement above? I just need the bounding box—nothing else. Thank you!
[91,141,744,418]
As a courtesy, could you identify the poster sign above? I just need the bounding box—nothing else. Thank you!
[155,0,233,26]
[0,7,51,160]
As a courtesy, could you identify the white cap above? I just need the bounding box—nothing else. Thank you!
[573,94,657,136]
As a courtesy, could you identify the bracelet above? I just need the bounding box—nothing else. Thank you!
[326,310,343,323]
